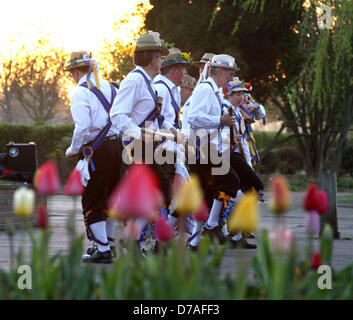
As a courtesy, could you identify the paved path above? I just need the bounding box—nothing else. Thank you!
[0,192,352,276]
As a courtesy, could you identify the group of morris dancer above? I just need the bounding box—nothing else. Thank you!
[65,32,266,264]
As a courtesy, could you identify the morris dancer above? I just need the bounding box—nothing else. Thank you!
[110,32,173,250]
[187,54,240,250]
[154,47,192,229]
[65,51,121,264]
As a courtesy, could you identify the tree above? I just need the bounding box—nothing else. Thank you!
[0,49,23,123]
[98,1,153,82]
[14,38,70,123]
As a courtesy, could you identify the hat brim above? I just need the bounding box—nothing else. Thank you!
[64,62,90,72]
[134,46,169,56]
[161,61,191,69]
[208,63,240,72]
[230,88,249,93]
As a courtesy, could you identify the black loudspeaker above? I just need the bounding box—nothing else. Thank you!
[6,142,37,173]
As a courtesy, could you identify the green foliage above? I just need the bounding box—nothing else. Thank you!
[0,123,76,182]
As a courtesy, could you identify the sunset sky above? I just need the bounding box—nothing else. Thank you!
[1,0,151,57]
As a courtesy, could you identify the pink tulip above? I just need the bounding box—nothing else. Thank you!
[34,160,60,195]
[316,191,329,215]
[108,164,163,220]
[306,211,320,234]
[193,199,208,222]
[269,226,294,253]
[155,216,174,242]
[64,168,84,196]
[123,220,141,240]
[37,204,48,229]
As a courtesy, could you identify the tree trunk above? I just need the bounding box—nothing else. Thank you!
[318,172,340,239]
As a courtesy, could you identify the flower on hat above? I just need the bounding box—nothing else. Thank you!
[182,52,192,63]
[33,160,60,195]
[13,186,35,218]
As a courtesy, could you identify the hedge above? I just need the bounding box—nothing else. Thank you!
[0,123,76,183]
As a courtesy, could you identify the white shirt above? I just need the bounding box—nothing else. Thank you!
[188,77,222,145]
[181,97,191,133]
[154,74,181,130]
[110,66,160,140]
[67,74,118,155]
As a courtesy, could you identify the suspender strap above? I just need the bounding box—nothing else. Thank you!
[202,81,222,108]
[155,80,181,129]
[132,70,164,128]
[79,82,117,171]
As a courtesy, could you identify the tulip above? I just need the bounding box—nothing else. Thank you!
[37,204,48,229]
[311,252,322,270]
[269,175,291,214]
[269,226,294,254]
[123,220,141,240]
[306,211,320,234]
[175,174,203,214]
[13,186,35,217]
[155,216,174,242]
[193,199,209,222]
[316,191,329,215]
[303,183,320,212]
[228,191,259,233]
[108,164,163,220]
[34,160,60,195]
[64,168,84,196]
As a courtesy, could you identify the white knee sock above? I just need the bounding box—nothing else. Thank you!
[206,199,223,229]
[106,218,116,247]
[189,221,204,247]
[168,215,179,228]
[234,190,245,203]
[232,231,242,241]
[90,221,110,252]
[222,223,229,236]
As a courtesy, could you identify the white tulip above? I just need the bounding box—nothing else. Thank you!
[13,186,35,217]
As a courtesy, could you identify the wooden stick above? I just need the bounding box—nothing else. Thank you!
[228,107,247,161]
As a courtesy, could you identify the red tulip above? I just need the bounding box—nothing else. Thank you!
[64,168,84,196]
[108,164,163,220]
[303,183,320,212]
[193,199,208,222]
[155,216,174,242]
[316,191,329,215]
[34,160,60,195]
[311,252,322,270]
[37,204,48,229]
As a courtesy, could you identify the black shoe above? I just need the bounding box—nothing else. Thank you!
[86,245,98,255]
[82,250,113,264]
[187,244,199,252]
[202,224,228,244]
[230,238,257,249]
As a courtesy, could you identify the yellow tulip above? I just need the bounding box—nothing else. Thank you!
[175,174,203,214]
[13,186,35,218]
[228,191,259,233]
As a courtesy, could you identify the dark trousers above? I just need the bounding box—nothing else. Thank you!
[82,139,122,226]
[230,152,264,194]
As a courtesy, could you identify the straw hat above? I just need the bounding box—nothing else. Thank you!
[65,51,91,71]
[134,32,169,56]
[161,48,192,69]
[192,52,215,68]
[181,74,197,89]
[209,54,240,71]
[224,77,248,95]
